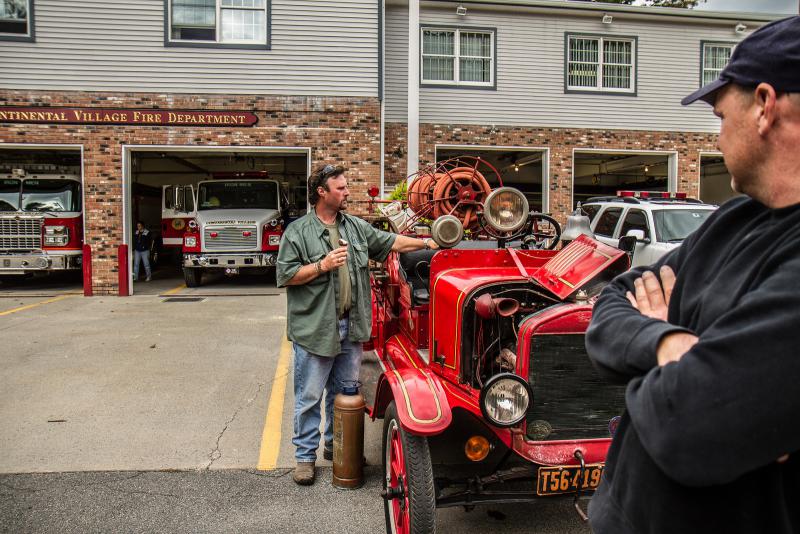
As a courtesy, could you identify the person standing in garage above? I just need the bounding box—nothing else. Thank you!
[277,164,437,486]
[132,220,152,282]
[586,17,800,534]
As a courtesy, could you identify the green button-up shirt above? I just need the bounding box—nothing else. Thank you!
[276,211,396,357]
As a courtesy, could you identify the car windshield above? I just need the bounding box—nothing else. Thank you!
[0,179,20,211]
[197,181,278,210]
[653,209,714,242]
[21,179,81,212]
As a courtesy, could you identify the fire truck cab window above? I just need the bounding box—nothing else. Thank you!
[593,207,623,237]
[0,179,20,211]
[198,181,278,210]
[21,179,81,212]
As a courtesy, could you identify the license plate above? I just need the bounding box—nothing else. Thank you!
[536,464,604,496]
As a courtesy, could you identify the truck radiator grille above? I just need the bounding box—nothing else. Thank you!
[0,218,43,250]
[526,334,626,441]
[204,226,258,251]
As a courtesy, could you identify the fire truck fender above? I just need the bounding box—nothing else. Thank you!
[372,367,452,436]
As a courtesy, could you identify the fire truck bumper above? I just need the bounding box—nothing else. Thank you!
[183,252,277,268]
[0,250,83,274]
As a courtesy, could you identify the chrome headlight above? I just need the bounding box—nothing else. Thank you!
[184,236,197,247]
[268,235,281,246]
[479,373,531,427]
[188,219,198,229]
[483,187,529,233]
[44,226,69,246]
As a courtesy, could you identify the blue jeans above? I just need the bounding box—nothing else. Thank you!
[292,317,362,462]
[133,249,151,280]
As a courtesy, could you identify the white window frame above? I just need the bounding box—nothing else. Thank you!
[167,0,268,47]
[0,0,33,41]
[421,27,495,87]
[566,34,636,94]
[701,41,735,87]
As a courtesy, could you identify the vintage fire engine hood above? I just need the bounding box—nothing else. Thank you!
[524,235,628,300]
[196,209,279,227]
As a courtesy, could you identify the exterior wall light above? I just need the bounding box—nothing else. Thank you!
[734,23,747,34]
[456,4,467,16]
[602,14,613,24]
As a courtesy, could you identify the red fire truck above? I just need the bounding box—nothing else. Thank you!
[360,158,629,532]
[0,170,83,276]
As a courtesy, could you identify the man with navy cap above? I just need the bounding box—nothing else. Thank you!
[586,16,800,533]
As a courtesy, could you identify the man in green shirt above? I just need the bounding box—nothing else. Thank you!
[277,164,438,485]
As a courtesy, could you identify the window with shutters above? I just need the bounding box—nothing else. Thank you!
[168,0,269,49]
[566,35,636,94]
[421,27,495,87]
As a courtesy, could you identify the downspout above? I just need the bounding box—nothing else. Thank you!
[379,0,386,196]
[407,0,420,181]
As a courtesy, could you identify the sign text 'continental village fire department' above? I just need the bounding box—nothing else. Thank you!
[0,107,258,127]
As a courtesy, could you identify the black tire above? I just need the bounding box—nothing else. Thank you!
[382,401,436,534]
[183,267,202,287]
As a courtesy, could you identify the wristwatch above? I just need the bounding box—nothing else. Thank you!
[423,238,431,250]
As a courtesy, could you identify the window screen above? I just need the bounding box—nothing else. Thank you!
[567,36,634,92]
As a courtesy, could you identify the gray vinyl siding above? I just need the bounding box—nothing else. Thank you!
[385,4,759,132]
[0,0,378,96]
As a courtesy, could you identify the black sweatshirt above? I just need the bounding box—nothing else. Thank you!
[586,196,800,534]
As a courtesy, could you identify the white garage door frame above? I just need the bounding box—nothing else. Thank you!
[434,144,551,213]
[571,148,679,208]
[122,144,311,295]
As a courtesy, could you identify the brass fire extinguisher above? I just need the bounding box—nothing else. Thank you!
[332,381,365,489]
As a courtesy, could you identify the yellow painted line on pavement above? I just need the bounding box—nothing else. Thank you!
[257,336,293,470]
[0,294,73,316]
[163,283,186,295]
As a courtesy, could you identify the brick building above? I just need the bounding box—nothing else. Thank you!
[0,1,781,294]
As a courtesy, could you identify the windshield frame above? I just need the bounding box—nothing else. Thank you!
[20,179,82,213]
[653,208,714,243]
[0,178,21,212]
[197,180,280,211]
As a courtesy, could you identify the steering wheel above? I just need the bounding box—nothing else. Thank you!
[521,213,562,250]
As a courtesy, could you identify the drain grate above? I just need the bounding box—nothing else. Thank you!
[162,297,205,303]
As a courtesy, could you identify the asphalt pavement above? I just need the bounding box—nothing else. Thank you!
[0,271,592,533]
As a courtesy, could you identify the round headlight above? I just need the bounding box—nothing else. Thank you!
[479,373,531,427]
[431,214,463,249]
[483,187,529,233]
[188,219,198,229]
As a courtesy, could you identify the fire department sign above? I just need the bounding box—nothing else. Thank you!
[0,107,258,127]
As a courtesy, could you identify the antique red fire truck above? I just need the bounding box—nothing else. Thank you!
[360,158,629,533]
[0,170,83,276]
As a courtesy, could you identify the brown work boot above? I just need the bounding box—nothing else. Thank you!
[293,461,316,486]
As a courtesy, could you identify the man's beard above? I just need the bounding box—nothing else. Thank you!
[339,200,348,210]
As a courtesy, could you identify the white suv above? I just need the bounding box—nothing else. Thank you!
[582,192,718,268]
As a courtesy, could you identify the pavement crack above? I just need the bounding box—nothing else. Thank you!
[205,382,265,470]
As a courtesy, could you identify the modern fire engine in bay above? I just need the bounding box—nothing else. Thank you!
[176,173,284,287]
[0,169,83,276]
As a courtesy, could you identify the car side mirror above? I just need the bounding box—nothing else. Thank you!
[625,229,650,244]
[617,235,637,254]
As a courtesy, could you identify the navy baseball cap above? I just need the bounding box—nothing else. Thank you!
[682,16,800,106]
